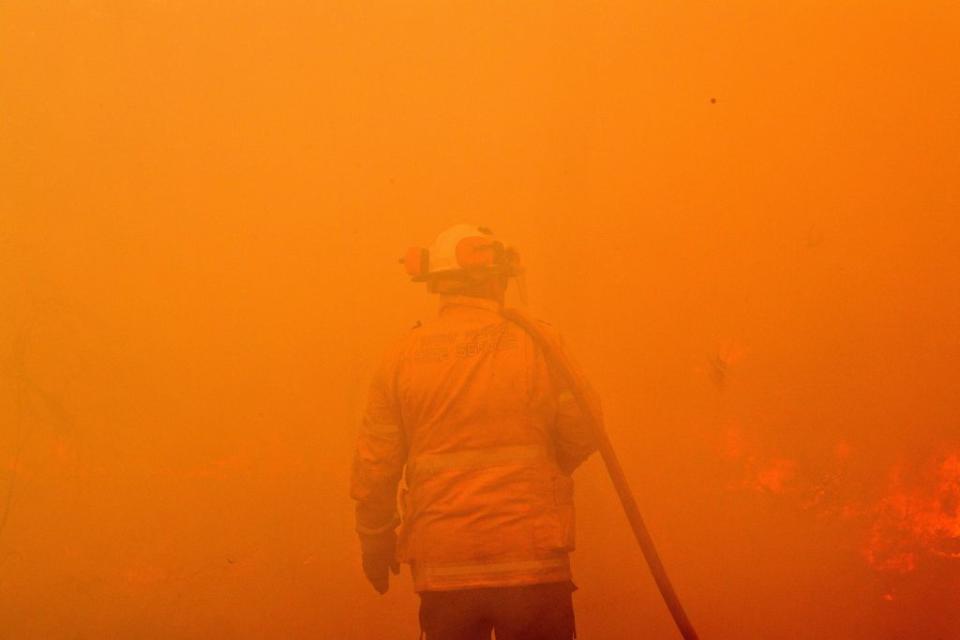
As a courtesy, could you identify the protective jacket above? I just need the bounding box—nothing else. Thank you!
[351,295,598,592]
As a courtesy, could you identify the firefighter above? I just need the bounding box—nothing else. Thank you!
[350,224,599,639]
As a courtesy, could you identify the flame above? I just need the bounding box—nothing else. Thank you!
[719,424,798,495]
[753,458,797,494]
[863,454,960,572]
[720,428,960,575]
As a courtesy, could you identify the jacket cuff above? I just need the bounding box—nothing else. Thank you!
[356,512,401,537]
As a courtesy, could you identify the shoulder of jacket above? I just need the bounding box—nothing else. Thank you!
[380,324,420,360]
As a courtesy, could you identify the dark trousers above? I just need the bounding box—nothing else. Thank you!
[419,581,576,640]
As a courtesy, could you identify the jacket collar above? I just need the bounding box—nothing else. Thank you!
[439,294,503,315]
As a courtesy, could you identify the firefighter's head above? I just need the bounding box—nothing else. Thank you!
[401,224,523,301]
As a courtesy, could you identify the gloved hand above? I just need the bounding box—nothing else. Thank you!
[360,530,399,595]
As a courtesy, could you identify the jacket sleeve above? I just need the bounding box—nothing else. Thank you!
[350,346,407,537]
[541,323,601,475]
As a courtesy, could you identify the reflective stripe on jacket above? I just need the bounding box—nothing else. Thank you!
[350,294,598,592]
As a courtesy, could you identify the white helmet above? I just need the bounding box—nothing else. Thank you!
[401,224,522,282]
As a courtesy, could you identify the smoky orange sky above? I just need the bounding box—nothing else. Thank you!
[2,2,959,638]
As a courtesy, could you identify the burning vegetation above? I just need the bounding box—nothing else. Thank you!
[721,422,960,580]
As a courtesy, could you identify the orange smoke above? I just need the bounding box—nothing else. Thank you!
[3,1,960,638]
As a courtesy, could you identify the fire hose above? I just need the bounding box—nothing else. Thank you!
[502,307,700,640]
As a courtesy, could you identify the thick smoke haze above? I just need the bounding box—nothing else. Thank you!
[2,2,959,638]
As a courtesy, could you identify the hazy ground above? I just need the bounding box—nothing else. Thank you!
[2,2,959,638]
